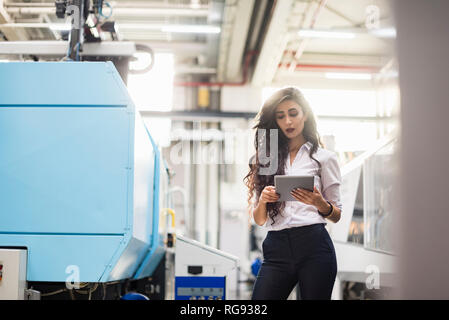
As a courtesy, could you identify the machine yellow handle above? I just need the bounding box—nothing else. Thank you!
[161,208,176,247]
[161,208,176,228]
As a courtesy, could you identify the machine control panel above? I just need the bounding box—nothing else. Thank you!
[175,276,225,300]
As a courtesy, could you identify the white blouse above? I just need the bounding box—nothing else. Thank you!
[254,141,342,231]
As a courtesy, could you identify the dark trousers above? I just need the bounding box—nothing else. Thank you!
[252,223,337,300]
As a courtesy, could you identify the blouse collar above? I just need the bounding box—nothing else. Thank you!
[304,141,312,151]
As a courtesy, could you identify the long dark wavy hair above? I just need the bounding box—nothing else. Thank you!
[243,87,324,225]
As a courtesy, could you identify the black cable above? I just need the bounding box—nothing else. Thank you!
[102,283,107,300]
[128,44,155,75]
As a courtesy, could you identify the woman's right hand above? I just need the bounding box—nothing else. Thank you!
[260,186,280,204]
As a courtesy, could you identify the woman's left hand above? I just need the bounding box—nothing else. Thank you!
[290,186,328,211]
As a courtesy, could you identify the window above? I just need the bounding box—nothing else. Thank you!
[127,52,174,147]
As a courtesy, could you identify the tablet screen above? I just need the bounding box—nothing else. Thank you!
[274,175,315,201]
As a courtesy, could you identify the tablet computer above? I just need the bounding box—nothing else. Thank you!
[274,175,315,202]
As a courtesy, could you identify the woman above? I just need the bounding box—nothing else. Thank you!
[244,87,342,300]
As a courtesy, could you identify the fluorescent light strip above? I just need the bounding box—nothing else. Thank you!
[1,23,220,34]
[161,25,220,34]
[118,24,221,34]
[49,24,71,31]
[298,28,397,39]
[325,72,373,80]
[369,27,397,38]
[114,24,162,31]
[49,23,72,31]
[0,23,71,30]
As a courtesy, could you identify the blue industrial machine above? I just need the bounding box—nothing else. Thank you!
[0,61,169,298]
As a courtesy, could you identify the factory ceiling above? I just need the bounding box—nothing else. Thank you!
[0,0,395,88]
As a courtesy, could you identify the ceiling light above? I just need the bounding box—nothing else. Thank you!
[0,23,72,31]
[116,24,220,34]
[2,22,221,35]
[161,25,220,34]
[49,24,71,31]
[369,28,397,38]
[298,28,397,39]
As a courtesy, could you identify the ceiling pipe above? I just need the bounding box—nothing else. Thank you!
[286,0,328,72]
[279,63,380,73]
[174,50,258,87]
